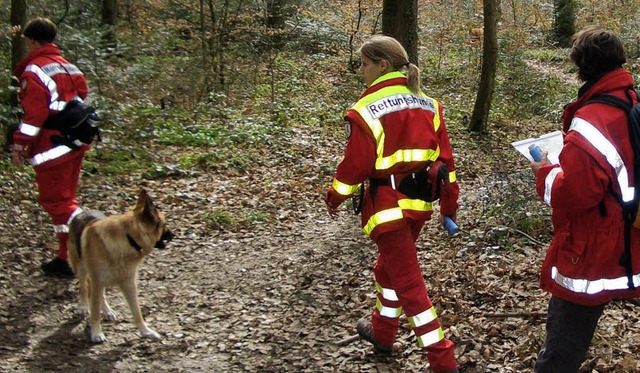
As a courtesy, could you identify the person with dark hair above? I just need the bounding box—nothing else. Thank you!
[325,35,459,373]
[531,25,640,372]
[11,17,90,278]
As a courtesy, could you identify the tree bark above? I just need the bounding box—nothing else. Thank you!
[553,0,575,48]
[10,0,27,68]
[10,0,27,107]
[381,0,418,65]
[266,0,290,50]
[102,0,118,49]
[469,0,500,133]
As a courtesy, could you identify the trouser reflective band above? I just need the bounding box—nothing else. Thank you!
[408,306,438,328]
[376,282,399,301]
[30,145,73,166]
[416,327,445,348]
[376,298,402,318]
[53,223,69,233]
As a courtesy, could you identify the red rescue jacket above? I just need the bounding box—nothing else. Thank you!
[13,43,88,170]
[326,72,459,241]
[535,68,640,306]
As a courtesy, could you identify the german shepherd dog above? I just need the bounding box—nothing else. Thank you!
[68,189,174,343]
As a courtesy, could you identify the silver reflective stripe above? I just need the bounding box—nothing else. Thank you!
[408,307,438,328]
[415,327,444,348]
[570,117,635,202]
[53,224,68,233]
[543,167,562,205]
[19,122,40,137]
[49,100,68,111]
[26,64,59,106]
[551,266,640,294]
[67,208,84,225]
[375,282,399,301]
[25,63,84,113]
[365,93,436,120]
[41,62,82,77]
[29,145,73,166]
[375,298,402,318]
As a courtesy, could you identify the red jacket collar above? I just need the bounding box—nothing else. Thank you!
[563,68,635,130]
[13,43,62,77]
[360,71,407,98]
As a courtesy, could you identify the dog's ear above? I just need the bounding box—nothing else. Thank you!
[134,189,161,225]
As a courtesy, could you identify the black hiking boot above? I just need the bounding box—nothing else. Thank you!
[41,257,74,278]
[356,318,393,354]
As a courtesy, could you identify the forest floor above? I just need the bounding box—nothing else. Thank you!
[2,95,640,372]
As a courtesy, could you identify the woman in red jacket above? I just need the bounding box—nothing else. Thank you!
[11,17,89,278]
[531,26,640,372]
[325,35,459,373]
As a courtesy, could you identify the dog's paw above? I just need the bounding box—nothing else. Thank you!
[90,333,107,344]
[140,326,161,340]
[76,304,89,317]
[101,307,118,321]
[84,325,106,344]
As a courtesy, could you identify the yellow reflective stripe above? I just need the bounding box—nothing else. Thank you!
[375,282,399,301]
[433,100,441,131]
[376,297,402,318]
[375,147,440,170]
[416,327,445,348]
[398,198,433,211]
[363,199,433,236]
[351,78,441,172]
[332,178,361,197]
[369,71,406,87]
[363,208,403,235]
[449,171,457,183]
[408,307,438,328]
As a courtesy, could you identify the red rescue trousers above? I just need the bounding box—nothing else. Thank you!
[371,218,457,372]
[34,155,83,261]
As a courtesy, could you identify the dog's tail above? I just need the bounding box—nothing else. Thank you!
[69,210,107,258]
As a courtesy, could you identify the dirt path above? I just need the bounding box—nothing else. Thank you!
[2,142,639,372]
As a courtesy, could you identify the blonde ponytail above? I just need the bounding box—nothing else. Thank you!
[404,63,422,95]
[359,35,423,94]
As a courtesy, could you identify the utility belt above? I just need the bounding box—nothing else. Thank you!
[353,161,450,215]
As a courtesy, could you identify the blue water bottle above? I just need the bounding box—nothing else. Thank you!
[529,144,543,162]
[443,216,459,236]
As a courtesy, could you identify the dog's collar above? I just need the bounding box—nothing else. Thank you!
[126,234,143,253]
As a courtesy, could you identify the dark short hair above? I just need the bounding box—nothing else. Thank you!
[570,26,626,82]
[22,17,58,43]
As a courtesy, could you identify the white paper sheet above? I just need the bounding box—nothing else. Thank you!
[511,130,563,165]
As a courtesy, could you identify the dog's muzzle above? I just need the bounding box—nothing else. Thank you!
[155,229,175,249]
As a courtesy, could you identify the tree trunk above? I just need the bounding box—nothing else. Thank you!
[10,0,27,107]
[553,0,575,48]
[469,0,499,133]
[266,0,290,50]
[266,0,288,29]
[102,0,118,49]
[10,0,26,69]
[381,0,418,65]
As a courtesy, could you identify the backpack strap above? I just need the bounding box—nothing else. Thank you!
[586,89,639,290]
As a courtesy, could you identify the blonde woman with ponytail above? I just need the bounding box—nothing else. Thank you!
[325,35,460,373]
